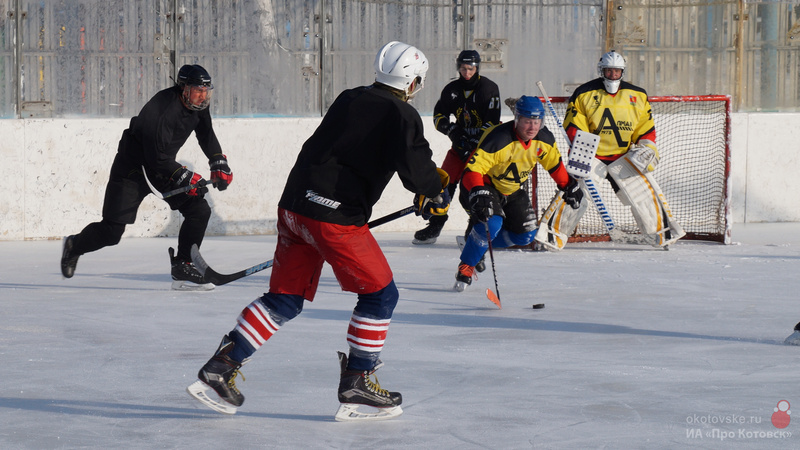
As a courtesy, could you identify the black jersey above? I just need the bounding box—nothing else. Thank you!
[115,86,223,180]
[279,84,443,227]
[433,75,501,141]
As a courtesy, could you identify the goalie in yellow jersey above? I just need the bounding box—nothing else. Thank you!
[535,50,685,250]
[454,96,583,292]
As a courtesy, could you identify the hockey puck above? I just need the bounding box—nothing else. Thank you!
[532,303,545,309]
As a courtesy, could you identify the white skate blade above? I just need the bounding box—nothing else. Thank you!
[785,331,800,346]
[412,237,437,245]
[453,281,468,292]
[187,380,237,414]
[334,403,403,422]
[171,280,215,291]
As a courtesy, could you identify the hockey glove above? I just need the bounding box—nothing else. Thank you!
[628,140,659,173]
[561,178,584,210]
[414,168,452,220]
[468,185,494,223]
[209,153,233,191]
[170,167,208,197]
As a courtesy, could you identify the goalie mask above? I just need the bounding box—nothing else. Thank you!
[597,50,626,94]
[177,64,214,111]
[374,41,429,99]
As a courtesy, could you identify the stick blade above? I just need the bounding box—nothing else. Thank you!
[486,289,502,309]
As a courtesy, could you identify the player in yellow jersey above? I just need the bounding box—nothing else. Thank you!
[454,96,582,291]
[535,50,685,250]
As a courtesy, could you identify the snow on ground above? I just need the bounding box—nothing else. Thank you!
[2,223,799,449]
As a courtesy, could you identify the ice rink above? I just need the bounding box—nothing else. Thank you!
[2,223,799,448]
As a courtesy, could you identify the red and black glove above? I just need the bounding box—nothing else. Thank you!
[170,167,208,197]
[209,154,233,191]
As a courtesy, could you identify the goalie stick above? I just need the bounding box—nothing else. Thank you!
[141,165,215,199]
[192,205,418,286]
[535,81,643,244]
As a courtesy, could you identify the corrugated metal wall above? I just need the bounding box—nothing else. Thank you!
[0,0,798,118]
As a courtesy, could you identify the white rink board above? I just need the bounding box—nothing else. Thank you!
[0,111,795,240]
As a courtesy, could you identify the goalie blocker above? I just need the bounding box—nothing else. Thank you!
[536,156,685,250]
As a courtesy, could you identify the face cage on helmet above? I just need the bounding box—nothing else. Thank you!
[181,85,213,111]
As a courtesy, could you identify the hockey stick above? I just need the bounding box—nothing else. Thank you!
[192,205,418,286]
[535,81,629,242]
[483,224,502,309]
[141,165,214,199]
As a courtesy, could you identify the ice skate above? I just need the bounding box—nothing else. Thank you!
[335,351,403,421]
[785,322,800,345]
[61,235,80,278]
[187,335,245,414]
[453,262,474,292]
[169,247,214,291]
[412,215,447,245]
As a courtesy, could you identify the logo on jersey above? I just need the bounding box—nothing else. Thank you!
[629,95,638,105]
[536,146,544,157]
[305,190,341,209]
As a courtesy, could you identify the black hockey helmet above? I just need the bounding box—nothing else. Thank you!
[176,64,213,111]
[456,50,481,68]
[177,64,213,89]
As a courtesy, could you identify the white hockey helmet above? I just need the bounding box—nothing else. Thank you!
[374,41,429,98]
[597,50,626,94]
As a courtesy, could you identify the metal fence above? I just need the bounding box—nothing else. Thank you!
[0,0,796,118]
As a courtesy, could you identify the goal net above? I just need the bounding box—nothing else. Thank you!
[529,95,731,244]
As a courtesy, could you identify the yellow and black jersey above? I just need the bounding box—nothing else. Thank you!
[433,75,501,140]
[563,78,656,160]
[463,121,568,195]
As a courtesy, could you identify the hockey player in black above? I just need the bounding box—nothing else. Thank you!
[60,64,233,291]
[413,49,501,245]
[187,42,450,421]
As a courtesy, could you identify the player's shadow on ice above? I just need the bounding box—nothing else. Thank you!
[302,308,786,346]
[0,397,331,421]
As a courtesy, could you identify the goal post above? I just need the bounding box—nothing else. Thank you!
[529,94,732,244]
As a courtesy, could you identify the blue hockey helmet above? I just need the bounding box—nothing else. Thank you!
[514,95,545,120]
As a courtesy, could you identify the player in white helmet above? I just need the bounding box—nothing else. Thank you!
[536,50,685,250]
[187,42,449,421]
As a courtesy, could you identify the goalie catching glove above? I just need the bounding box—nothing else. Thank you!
[170,166,208,197]
[628,140,659,173]
[468,186,494,223]
[414,167,451,220]
[209,153,233,190]
[561,178,584,210]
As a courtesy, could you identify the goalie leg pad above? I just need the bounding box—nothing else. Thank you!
[607,158,686,246]
[534,191,588,251]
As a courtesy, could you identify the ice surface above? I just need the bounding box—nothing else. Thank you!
[2,223,799,448]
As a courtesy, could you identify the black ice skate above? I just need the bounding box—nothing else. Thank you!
[453,262,475,292]
[169,247,214,291]
[335,351,403,421]
[412,214,448,245]
[475,255,486,273]
[61,235,80,278]
[187,335,245,414]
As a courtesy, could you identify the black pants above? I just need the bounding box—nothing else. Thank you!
[71,156,211,262]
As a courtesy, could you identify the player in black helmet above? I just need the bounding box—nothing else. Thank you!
[412,49,501,246]
[60,64,233,291]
